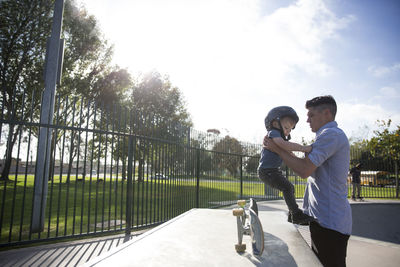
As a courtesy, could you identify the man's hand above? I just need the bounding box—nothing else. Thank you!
[263,135,280,153]
[263,135,316,178]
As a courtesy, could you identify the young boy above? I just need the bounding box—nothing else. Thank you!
[258,106,315,224]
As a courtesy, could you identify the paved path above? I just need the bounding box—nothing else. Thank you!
[0,199,399,266]
[239,199,400,267]
[84,208,322,267]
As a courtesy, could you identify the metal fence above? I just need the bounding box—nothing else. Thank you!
[0,92,399,247]
[0,93,277,247]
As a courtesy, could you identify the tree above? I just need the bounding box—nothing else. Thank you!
[365,119,400,171]
[130,71,192,135]
[1,0,53,180]
[109,71,192,181]
[212,135,244,177]
[0,0,131,180]
[244,154,260,174]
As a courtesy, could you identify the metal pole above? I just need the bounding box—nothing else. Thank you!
[196,149,200,208]
[126,136,134,235]
[395,161,399,198]
[32,0,65,233]
[240,156,243,199]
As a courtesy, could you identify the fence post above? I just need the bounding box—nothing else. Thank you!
[125,136,134,235]
[32,0,65,233]
[396,161,399,198]
[196,149,200,208]
[240,156,243,199]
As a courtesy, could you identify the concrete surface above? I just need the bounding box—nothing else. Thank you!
[0,199,399,266]
[250,199,400,267]
[84,208,322,267]
[351,202,400,244]
[0,234,138,267]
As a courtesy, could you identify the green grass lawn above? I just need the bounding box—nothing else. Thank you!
[0,174,397,244]
[0,174,264,244]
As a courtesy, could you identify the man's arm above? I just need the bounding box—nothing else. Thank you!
[264,136,316,178]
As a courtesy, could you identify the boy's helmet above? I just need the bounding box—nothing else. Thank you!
[265,106,299,130]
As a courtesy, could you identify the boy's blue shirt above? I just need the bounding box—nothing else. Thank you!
[259,129,282,169]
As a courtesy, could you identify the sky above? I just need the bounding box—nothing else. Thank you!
[77,0,400,144]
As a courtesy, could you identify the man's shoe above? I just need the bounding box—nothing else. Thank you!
[291,210,316,225]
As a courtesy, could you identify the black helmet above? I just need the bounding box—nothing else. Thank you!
[265,106,299,131]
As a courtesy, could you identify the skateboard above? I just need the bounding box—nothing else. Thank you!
[232,198,264,256]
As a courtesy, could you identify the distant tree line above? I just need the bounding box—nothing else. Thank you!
[350,119,400,173]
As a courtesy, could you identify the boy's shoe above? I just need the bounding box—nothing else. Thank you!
[287,212,292,223]
[289,210,316,225]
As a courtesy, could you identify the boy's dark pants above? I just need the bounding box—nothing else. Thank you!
[258,168,299,212]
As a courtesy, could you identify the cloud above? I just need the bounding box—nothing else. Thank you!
[338,102,400,140]
[380,86,400,98]
[368,62,400,77]
[80,0,355,143]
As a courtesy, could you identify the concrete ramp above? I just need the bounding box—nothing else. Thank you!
[85,209,321,267]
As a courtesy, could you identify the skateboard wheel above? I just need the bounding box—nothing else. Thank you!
[232,208,244,216]
[237,200,246,207]
[235,243,246,253]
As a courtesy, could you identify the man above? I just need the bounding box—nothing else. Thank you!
[264,95,351,267]
[350,163,362,200]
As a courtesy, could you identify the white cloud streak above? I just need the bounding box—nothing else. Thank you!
[368,62,400,77]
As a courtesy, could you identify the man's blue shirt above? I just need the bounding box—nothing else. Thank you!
[259,129,282,169]
[303,121,352,235]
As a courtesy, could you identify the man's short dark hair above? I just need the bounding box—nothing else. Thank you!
[305,95,337,118]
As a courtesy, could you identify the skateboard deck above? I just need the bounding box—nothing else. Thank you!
[233,198,264,256]
[249,206,264,255]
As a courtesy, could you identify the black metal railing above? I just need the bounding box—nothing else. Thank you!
[0,92,399,247]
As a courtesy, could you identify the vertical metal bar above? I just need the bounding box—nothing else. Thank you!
[64,97,77,236]
[196,149,200,209]
[167,142,172,220]
[148,139,153,225]
[80,98,90,234]
[144,116,150,226]
[114,106,121,230]
[157,137,162,223]
[152,141,157,223]
[94,105,104,233]
[0,98,4,237]
[101,104,109,232]
[125,136,134,235]
[396,161,399,198]
[87,101,97,233]
[131,134,137,230]
[122,108,130,229]
[9,90,26,242]
[1,82,17,239]
[108,106,115,231]
[32,0,65,233]
[72,98,84,235]
[136,117,141,228]
[19,90,36,241]
[240,156,243,199]
[46,94,61,238]
[54,96,66,237]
